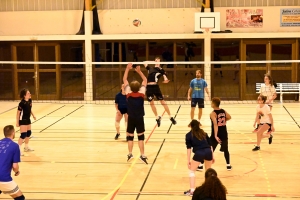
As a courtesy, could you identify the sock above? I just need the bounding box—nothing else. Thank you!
[156,116,160,120]
[168,115,171,118]
[190,188,195,192]
[227,164,231,166]
[199,163,203,166]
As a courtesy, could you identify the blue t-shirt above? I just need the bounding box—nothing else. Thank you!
[115,92,127,109]
[190,78,207,99]
[0,138,20,182]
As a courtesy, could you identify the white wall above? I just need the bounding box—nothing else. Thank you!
[0,6,299,36]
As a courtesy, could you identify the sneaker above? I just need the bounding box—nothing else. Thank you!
[268,134,273,144]
[156,116,161,127]
[115,133,120,140]
[184,189,193,196]
[127,154,134,162]
[139,155,148,164]
[227,165,232,171]
[170,117,177,125]
[252,146,260,151]
[24,147,34,152]
[197,165,203,171]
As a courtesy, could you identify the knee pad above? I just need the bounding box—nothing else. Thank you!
[26,130,32,137]
[138,134,145,141]
[14,195,25,200]
[20,132,27,139]
[115,122,120,129]
[127,136,134,141]
[189,170,195,177]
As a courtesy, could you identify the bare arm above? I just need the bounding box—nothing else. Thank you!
[16,110,21,127]
[135,66,147,86]
[12,163,19,173]
[188,87,192,100]
[115,104,119,112]
[187,148,192,168]
[253,112,259,127]
[225,110,231,121]
[211,112,221,143]
[31,110,36,120]
[204,87,210,98]
[123,63,132,86]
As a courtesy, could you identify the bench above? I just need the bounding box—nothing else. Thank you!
[256,83,300,103]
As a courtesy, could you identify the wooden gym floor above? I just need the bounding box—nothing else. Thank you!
[0,101,299,200]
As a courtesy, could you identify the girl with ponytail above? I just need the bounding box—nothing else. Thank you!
[184,120,215,196]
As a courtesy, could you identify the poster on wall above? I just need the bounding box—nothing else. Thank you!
[280,8,300,27]
[226,9,263,28]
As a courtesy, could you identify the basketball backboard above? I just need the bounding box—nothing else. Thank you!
[194,12,221,32]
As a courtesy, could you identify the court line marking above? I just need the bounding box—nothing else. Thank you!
[145,111,166,144]
[173,158,178,169]
[283,105,300,128]
[101,111,166,200]
[0,106,17,115]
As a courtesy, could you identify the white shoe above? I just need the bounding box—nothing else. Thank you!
[24,147,34,152]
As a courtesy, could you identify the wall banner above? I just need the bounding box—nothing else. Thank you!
[280,8,300,27]
[226,9,263,28]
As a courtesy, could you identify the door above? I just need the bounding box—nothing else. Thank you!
[12,43,60,100]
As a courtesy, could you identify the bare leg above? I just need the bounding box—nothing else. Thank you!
[127,133,134,153]
[256,124,270,146]
[198,108,203,121]
[189,160,201,191]
[10,190,24,199]
[160,100,171,117]
[137,133,145,155]
[204,159,213,171]
[190,107,196,120]
[150,100,158,117]
[124,113,128,129]
[115,112,123,133]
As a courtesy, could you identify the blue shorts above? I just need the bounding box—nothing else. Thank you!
[191,98,204,108]
[193,148,213,163]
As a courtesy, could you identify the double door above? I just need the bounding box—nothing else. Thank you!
[12,43,61,100]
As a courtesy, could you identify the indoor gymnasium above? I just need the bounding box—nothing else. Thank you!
[0,0,300,199]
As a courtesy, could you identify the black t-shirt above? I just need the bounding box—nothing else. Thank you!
[17,99,32,120]
[185,131,211,153]
[211,109,228,140]
[146,66,166,83]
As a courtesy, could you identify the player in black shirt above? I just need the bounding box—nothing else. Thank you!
[184,120,214,197]
[144,57,177,127]
[123,63,148,164]
[16,89,36,156]
[114,84,128,140]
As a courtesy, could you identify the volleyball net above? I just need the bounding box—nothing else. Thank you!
[0,60,299,104]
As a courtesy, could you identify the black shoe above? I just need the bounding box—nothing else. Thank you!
[269,134,273,144]
[252,146,260,151]
[227,165,232,171]
[197,165,203,171]
[156,116,161,127]
[127,154,134,162]
[115,133,120,140]
[139,155,148,164]
[170,117,177,125]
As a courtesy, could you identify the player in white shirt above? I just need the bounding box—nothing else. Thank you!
[253,74,277,133]
[252,95,274,151]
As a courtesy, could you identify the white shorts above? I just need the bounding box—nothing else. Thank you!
[0,180,20,195]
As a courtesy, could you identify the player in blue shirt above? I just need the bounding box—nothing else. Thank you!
[184,120,214,197]
[187,70,209,126]
[114,84,128,140]
[0,125,25,200]
[16,89,36,156]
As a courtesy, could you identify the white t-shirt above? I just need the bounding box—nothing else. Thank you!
[256,104,271,124]
[259,84,276,104]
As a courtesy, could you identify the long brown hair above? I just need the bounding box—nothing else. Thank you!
[193,175,227,200]
[264,73,274,86]
[189,120,206,140]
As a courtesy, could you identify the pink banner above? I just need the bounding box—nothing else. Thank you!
[226,9,263,28]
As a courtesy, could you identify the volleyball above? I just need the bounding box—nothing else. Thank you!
[133,19,141,27]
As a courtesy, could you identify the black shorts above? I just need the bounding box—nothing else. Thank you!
[19,119,31,126]
[210,137,228,152]
[118,108,127,114]
[193,148,213,163]
[260,123,271,128]
[127,116,145,134]
[191,98,204,108]
[146,85,163,101]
